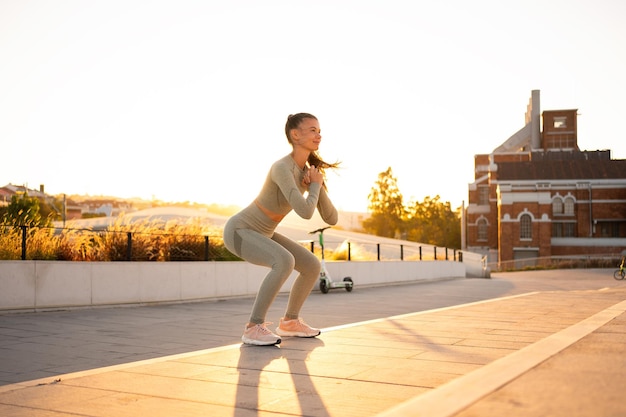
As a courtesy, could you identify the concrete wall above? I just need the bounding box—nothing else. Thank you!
[460,251,490,278]
[0,260,466,312]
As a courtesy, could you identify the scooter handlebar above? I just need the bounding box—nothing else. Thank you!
[309,226,332,235]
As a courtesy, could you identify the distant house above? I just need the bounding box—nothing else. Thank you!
[1,184,48,208]
[0,188,12,207]
[465,90,626,268]
[0,184,82,220]
[80,199,133,218]
[0,185,144,223]
[1,183,47,199]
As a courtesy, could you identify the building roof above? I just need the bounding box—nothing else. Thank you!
[497,159,626,181]
[0,184,47,198]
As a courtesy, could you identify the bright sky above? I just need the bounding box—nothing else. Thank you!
[2,0,625,213]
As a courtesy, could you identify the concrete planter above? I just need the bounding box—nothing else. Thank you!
[0,260,466,311]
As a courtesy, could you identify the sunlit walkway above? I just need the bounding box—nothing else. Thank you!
[1,270,625,416]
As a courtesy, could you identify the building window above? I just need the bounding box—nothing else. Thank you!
[478,186,489,205]
[520,214,532,240]
[477,219,488,241]
[564,197,575,216]
[545,136,576,149]
[553,222,576,237]
[599,222,620,238]
[552,197,563,215]
[553,116,567,128]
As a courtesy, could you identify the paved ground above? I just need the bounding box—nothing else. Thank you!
[0,268,625,416]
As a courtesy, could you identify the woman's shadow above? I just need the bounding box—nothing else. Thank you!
[234,338,330,417]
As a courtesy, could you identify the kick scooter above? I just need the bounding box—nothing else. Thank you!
[309,226,354,294]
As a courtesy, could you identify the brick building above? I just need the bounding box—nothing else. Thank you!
[465,90,626,268]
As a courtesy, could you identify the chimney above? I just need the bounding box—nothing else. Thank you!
[530,90,541,150]
[40,184,45,193]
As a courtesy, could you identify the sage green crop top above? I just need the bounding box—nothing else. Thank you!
[231,154,338,236]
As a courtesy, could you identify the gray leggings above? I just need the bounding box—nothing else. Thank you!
[225,228,321,324]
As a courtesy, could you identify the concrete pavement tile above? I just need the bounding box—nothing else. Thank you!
[311,344,429,362]
[210,346,375,380]
[485,328,552,339]
[350,326,468,346]
[0,325,53,339]
[499,321,571,333]
[79,394,255,417]
[322,336,437,354]
[414,344,517,364]
[479,332,545,344]
[571,332,626,349]
[0,383,116,414]
[452,371,622,417]
[172,349,370,386]
[91,342,170,356]
[349,366,463,389]
[0,336,23,348]
[0,386,244,417]
[0,352,53,373]
[427,312,521,325]
[317,334,450,352]
[69,344,145,361]
[105,360,226,380]
[63,370,288,409]
[260,374,428,417]
[321,335,469,359]
[0,342,61,355]
[542,350,626,374]
[10,335,90,349]
[123,339,196,351]
[287,360,373,380]
[75,335,166,350]
[175,346,278,369]
[597,317,626,333]
[453,342,626,417]
[0,404,72,417]
[453,338,531,350]
[310,355,434,383]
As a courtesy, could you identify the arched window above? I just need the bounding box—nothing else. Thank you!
[477,219,488,241]
[520,214,532,239]
[552,197,563,215]
[564,197,575,216]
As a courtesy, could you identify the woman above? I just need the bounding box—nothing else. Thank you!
[223,113,340,346]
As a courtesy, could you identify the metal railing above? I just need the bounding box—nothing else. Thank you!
[489,254,622,272]
[0,225,227,262]
[306,238,462,262]
[0,225,463,263]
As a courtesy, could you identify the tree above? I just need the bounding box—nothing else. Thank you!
[405,195,461,249]
[362,168,462,248]
[363,167,406,238]
[2,193,52,227]
[39,196,64,222]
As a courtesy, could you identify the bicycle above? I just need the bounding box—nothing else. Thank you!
[614,257,625,280]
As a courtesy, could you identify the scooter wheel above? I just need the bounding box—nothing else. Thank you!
[343,277,353,292]
[320,280,329,294]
